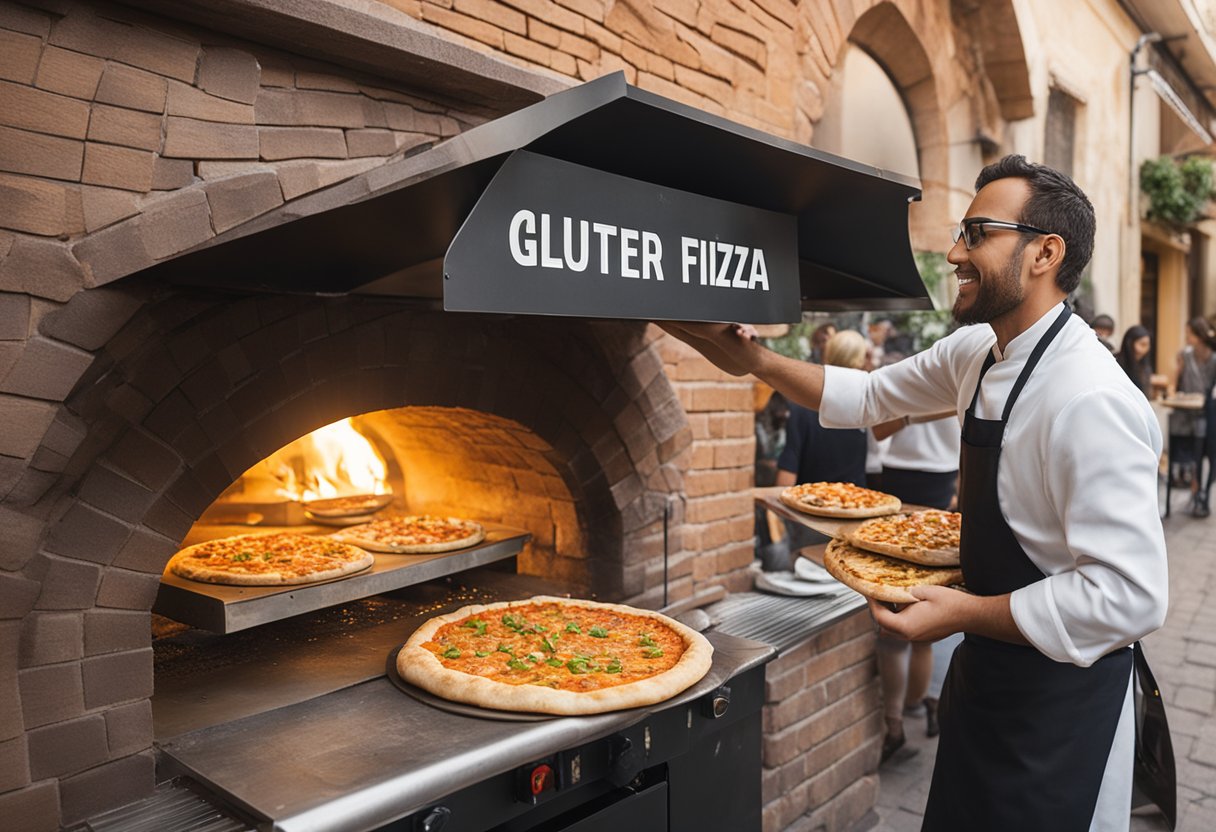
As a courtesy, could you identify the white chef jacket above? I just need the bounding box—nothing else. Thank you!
[820,303,1168,830]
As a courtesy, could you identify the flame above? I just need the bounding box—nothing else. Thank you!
[256,418,390,502]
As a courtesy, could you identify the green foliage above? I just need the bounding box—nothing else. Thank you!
[1140,155,1216,227]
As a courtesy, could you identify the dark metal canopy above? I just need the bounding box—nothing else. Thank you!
[146,72,931,317]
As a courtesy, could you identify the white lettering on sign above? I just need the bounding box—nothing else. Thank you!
[679,237,769,291]
[508,210,768,290]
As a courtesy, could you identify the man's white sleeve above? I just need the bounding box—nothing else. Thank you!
[1009,389,1169,666]
[819,337,962,429]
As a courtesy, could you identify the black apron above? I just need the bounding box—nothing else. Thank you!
[922,306,1135,831]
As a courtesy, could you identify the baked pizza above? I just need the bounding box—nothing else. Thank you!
[303,493,392,518]
[823,538,963,604]
[847,509,962,566]
[780,482,901,518]
[167,532,374,586]
[397,596,714,715]
[333,514,485,554]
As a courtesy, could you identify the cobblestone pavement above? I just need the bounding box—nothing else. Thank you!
[863,488,1216,831]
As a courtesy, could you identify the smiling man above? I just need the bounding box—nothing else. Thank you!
[663,155,1169,830]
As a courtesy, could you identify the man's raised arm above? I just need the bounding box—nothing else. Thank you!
[658,321,827,411]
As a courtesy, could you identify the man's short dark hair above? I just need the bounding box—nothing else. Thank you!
[1091,314,1115,331]
[975,155,1095,295]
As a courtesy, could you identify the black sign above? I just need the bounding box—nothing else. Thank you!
[443,151,800,323]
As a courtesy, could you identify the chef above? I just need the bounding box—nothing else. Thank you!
[663,155,1169,830]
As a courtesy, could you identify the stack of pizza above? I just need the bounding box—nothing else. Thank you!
[778,482,963,604]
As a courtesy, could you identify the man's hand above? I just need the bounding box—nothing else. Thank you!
[657,321,763,377]
[867,585,1028,645]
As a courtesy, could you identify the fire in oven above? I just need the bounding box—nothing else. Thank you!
[145,409,774,832]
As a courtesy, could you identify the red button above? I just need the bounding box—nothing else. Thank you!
[530,764,554,796]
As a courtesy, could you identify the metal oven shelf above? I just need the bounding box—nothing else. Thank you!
[153,523,531,633]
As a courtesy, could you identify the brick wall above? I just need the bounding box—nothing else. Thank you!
[762,610,883,832]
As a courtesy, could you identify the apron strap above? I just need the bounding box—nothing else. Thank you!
[1001,304,1071,422]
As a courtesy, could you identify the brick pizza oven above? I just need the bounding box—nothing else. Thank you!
[0,2,917,830]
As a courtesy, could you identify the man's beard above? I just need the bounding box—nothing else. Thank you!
[952,244,1026,325]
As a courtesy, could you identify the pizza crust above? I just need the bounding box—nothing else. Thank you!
[779,485,901,518]
[823,539,962,604]
[334,516,485,554]
[398,596,714,715]
[167,534,374,586]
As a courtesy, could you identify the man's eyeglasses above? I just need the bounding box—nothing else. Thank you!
[951,217,1053,250]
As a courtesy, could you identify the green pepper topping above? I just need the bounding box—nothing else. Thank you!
[565,622,582,634]
[442,646,461,659]
[462,619,488,636]
[502,614,525,632]
[541,635,558,654]
[643,646,664,659]
[545,658,564,667]
[566,657,590,674]
[638,633,657,648]
[496,644,514,655]
[589,626,609,639]
[475,650,491,658]
[507,658,530,671]
[606,658,623,674]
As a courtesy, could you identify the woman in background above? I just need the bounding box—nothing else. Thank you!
[1170,318,1216,516]
[1116,324,1154,398]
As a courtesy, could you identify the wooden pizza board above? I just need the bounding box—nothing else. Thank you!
[753,486,932,541]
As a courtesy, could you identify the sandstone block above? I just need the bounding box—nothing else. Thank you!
[34,45,105,99]
[0,236,86,300]
[259,126,347,160]
[0,735,29,793]
[18,661,85,729]
[0,336,94,400]
[163,116,259,159]
[82,648,153,709]
[139,188,214,260]
[503,31,551,65]
[19,612,84,667]
[295,69,360,93]
[82,142,156,192]
[95,567,159,610]
[254,88,365,127]
[206,171,284,233]
[79,185,140,232]
[345,128,397,157]
[0,2,52,37]
[167,79,256,124]
[49,8,200,82]
[0,124,83,182]
[454,0,527,34]
[0,81,89,142]
[95,63,166,113]
[151,155,195,190]
[87,104,163,152]
[0,172,74,235]
[104,700,153,757]
[0,29,41,84]
[420,4,504,49]
[197,46,261,104]
[0,291,29,339]
[0,781,59,832]
[72,219,153,286]
[27,715,108,779]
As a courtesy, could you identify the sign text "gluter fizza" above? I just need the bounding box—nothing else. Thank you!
[508,210,771,291]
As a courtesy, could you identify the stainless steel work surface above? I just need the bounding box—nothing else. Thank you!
[158,630,773,832]
[153,569,570,740]
[154,523,530,633]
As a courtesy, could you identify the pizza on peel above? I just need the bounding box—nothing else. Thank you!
[823,539,963,604]
[167,532,374,586]
[779,482,901,518]
[397,596,714,715]
[846,509,962,566]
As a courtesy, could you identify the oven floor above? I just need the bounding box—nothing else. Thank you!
[152,568,575,739]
